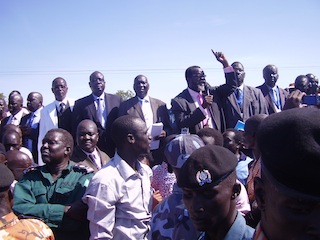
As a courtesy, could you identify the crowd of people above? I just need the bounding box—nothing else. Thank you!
[0,50,319,240]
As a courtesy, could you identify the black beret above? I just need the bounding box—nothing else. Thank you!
[164,134,204,169]
[0,164,15,192]
[257,107,320,197]
[178,145,237,189]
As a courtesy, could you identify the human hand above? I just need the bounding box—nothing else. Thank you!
[283,89,306,110]
[202,95,213,108]
[154,130,166,141]
[211,50,229,68]
[152,190,163,210]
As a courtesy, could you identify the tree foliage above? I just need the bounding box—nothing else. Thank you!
[115,90,135,101]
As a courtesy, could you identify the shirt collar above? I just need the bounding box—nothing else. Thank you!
[187,87,202,103]
[137,95,150,102]
[55,99,68,109]
[92,93,105,101]
[113,152,146,180]
[33,106,43,116]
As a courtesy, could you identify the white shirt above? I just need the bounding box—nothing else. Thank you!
[138,96,154,130]
[7,109,25,125]
[82,148,102,169]
[83,153,153,240]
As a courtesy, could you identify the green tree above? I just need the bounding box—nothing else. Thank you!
[0,93,4,99]
[115,90,135,101]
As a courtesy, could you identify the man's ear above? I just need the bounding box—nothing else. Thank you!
[127,133,135,144]
[231,182,241,199]
[65,146,71,155]
[254,176,266,211]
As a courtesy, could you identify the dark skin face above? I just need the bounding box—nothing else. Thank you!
[182,174,239,238]
[2,132,21,151]
[8,94,23,115]
[26,92,42,112]
[295,75,309,93]
[41,131,70,166]
[51,78,68,101]
[231,62,245,87]
[255,174,320,240]
[306,74,319,94]
[187,67,206,93]
[131,118,151,156]
[0,99,5,113]
[263,65,279,88]
[223,131,238,154]
[77,120,99,153]
[89,71,105,97]
[133,75,150,99]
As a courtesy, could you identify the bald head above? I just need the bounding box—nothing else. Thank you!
[2,130,22,152]
[6,150,33,181]
[77,119,99,153]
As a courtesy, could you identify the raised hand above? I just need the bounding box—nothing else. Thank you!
[211,50,230,68]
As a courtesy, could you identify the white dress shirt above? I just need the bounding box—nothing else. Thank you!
[83,152,153,240]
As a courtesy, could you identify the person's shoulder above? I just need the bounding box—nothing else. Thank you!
[72,163,95,175]
[23,165,42,176]
[74,95,92,104]
[19,218,54,238]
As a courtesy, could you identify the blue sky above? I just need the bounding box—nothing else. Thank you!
[1,1,320,106]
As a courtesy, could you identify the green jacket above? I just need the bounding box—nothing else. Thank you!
[13,162,93,238]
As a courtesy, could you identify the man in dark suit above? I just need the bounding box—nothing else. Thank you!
[20,92,43,163]
[222,62,268,129]
[171,51,237,134]
[0,93,28,130]
[257,64,288,114]
[71,119,110,173]
[72,71,122,157]
[118,74,172,165]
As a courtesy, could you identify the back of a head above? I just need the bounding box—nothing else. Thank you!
[0,164,14,193]
[257,107,320,197]
[111,115,143,148]
[197,128,224,146]
[244,114,268,136]
[164,134,204,170]
[6,150,33,181]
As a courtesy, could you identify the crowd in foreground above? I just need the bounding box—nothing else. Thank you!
[0,51,319,239]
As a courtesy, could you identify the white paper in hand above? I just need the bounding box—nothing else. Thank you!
[148,122,164,150]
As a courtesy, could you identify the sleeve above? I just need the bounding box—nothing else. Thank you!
[82,176,119,240]
[13,177,65,226]
[171,98,205,131]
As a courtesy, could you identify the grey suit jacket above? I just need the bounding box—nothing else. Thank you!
[118,96,172,135]
[222,85,268,129]
[70,145,110,173]
[256,83,289,115]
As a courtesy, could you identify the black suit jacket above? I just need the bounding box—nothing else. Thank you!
[118,96,172,135]
[171,71,237,134]
[222,85,269,129]
[20,113,40,162]
[70,145,110,173]
[256,83,289,115]
[72,93,122,157]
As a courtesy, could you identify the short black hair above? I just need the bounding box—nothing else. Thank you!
[111,115,143,148]
[46,128,74,155]
[197,128,224,146]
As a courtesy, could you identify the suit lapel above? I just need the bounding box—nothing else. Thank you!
[132,97,145,120]
[229,92,242,117]
[149,97,158,123]
[48,102,58,127]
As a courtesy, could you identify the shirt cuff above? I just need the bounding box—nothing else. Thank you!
[224,66,234,73]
